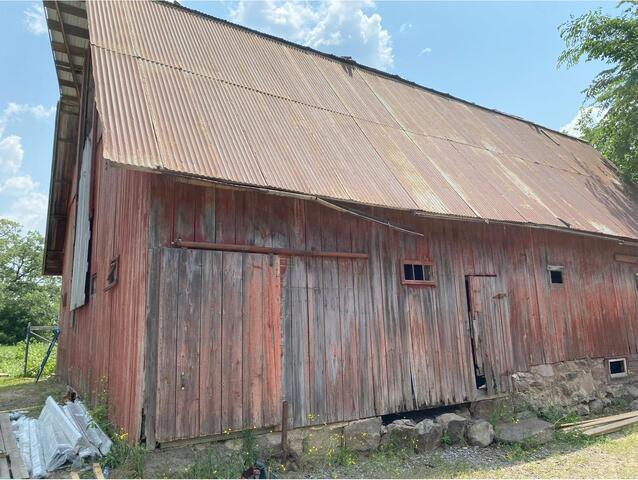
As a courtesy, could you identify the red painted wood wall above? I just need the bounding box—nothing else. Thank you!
[57,149,638,444]
[56,120,150,441]
[143,176,638,442]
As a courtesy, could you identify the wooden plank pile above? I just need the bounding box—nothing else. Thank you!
[558,410,638,437]
[0,413,29,479]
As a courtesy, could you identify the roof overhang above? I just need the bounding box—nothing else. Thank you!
[43,1,88,275]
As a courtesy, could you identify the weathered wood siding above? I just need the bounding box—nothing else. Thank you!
[152,248,281,443]
[146,177,638,440]
[57,122,150,441]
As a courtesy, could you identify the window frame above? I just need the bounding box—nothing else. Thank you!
[105,257,119,291]
[608,358,627,379]
[401,259,436,287]
[547,265,565,286]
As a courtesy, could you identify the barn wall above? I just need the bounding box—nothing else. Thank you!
[146,177,638,441]
[56,120,151,441]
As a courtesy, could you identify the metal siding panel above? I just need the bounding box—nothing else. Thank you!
[70,134,92,310]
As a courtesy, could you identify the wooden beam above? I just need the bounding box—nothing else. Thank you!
[173,240,369,260]
[582,416,638,437]
[561,410,638,430]
[51,41,87,57]
[44,1,87,18]
[615,253,638,264]
[59,79,78,89]
[0,414,29,479]
[55,61,83,74]
[46,19,89,39]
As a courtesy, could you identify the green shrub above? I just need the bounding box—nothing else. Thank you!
[0,342,57,378]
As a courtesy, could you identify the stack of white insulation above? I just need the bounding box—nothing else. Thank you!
[11,396,112,478]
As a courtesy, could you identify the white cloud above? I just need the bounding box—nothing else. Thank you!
[561,106,604,138]
[229,0,394,70]
[0,102,55,233]
[1,191,48,232]
[0,136,24,175]
[24,4,47,35]
[419,47,432,56]
[399,22,412,34]
[0,175,38,195]
[5,103,55,120]
[0,103,55,138]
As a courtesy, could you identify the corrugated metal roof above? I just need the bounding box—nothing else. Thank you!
[84,0,638,240]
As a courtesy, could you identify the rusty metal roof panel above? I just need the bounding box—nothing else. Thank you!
[84,0,638,240]
[92,47,161,170]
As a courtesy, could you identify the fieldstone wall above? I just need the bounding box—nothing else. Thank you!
[512,355,638,414]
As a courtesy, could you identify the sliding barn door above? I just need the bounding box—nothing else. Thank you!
[154,248,281,443]
[467,275,514,396]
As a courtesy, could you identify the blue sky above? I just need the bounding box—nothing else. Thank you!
[0,1,617,233]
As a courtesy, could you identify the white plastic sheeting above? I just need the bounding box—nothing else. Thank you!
[11,396,112,478]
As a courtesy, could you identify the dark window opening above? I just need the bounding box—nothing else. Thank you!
[90,273,97,296]
[548,266,564,285]
[105,257,119,291]
[609,358,627,378]
[402,261,435,286]
[475,374,486,390]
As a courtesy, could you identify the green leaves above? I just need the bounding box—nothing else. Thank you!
[0,219,60,344]
[559,1,638,183]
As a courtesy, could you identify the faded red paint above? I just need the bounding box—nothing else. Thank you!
[57,118,150,441]
[141,177,638,442]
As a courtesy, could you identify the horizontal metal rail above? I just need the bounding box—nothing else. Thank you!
[172,240,369,260]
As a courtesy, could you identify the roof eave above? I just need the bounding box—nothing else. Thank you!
[42,0,88,275]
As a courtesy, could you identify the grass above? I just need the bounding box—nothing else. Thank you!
[278,426,638,479]
[0,341,57,387]
[161,430,261,479]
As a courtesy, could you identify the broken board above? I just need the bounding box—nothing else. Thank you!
[0,414,28,479]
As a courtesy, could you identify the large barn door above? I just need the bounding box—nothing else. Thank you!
[154,248,281,443]
[466,275,514,396]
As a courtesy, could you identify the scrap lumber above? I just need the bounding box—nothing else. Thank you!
[0,413,29,479]
[92,463,105,479]
[582,415,638,437]
[560,410,638,431]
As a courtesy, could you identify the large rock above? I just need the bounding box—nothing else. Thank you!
[467,420,494,447]
[495,417,553,445]
[436,413,468,444]
[303,425,344,455]
[575,404,590,416]
[380,419,418,449]
[414,419,442,452]
[589,399,604,415]
[630,399,638,411]
[343,417,382,452]
[470,399,496,420]
[626,385,638,399]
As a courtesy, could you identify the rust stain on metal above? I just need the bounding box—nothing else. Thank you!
[83,0,638,240]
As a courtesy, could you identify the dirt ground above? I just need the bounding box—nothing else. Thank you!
[0,376,66,414]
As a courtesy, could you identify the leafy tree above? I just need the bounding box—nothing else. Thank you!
[558,1,638,183]
[0,219,60,344]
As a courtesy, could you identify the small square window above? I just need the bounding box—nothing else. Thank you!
[548,265,564,285]
[105,257,119,291]
[609,358,627,378]
[401,260,435,287]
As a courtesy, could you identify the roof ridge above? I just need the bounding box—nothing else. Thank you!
[153,0,591,146]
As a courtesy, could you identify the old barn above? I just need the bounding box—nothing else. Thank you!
[44,1,638,447]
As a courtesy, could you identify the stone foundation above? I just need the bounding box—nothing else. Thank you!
[512,355,638,414]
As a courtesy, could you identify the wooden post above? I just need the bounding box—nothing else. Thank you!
[281,400,288,459]
[23,323,31,377]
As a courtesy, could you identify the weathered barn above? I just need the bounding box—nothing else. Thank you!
[44,1,638,447]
